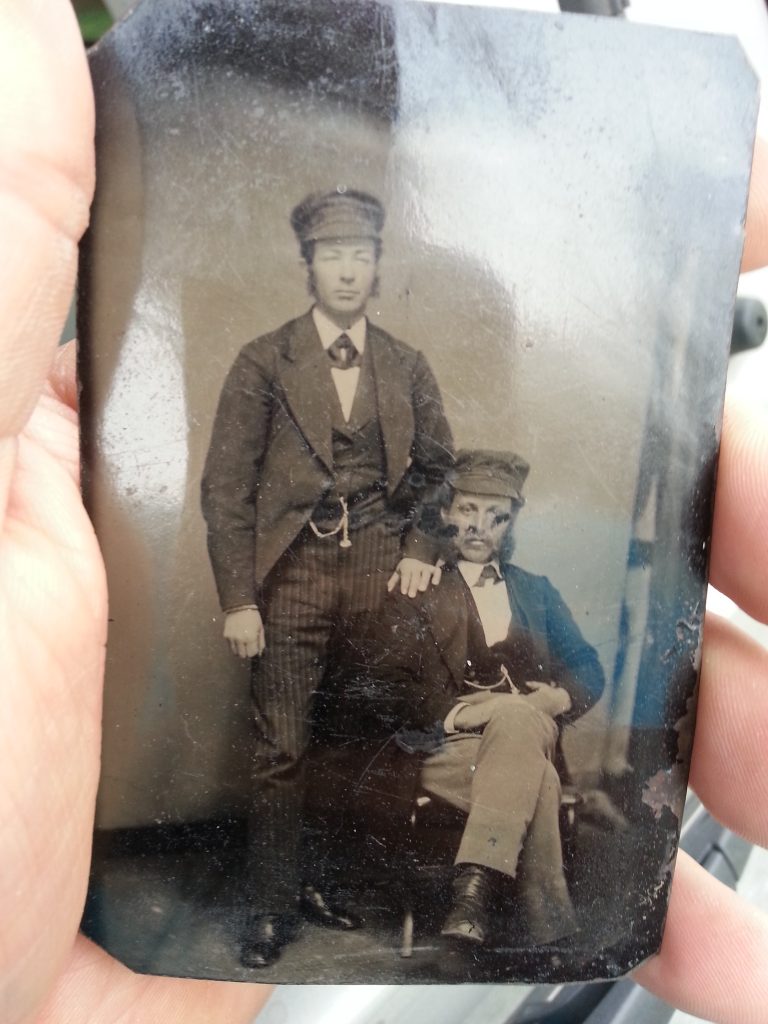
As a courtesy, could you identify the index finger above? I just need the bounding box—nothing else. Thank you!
[0,0,94,440]
[742,136,768,272]
[710,398,768,623]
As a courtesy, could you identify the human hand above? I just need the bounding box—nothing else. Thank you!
[523,680,572,718]
[387,556,442,597]
[224,607,266,658]
[631,137,768,1023]
[0,3,270,1023]
[453,692,525,730]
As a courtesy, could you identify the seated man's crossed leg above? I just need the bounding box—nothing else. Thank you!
[421,696,577,946]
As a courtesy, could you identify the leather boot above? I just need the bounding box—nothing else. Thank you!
[299,882,361,930]
[240,912,301,969]
[441,863,498,945]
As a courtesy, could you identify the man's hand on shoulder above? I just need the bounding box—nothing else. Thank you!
[224,607,265,658]
[387,557,442,598]
[524,681,572,718]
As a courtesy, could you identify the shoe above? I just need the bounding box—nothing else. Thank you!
[240,912,301,969]
[441,864,497,946]
[299,881,361,930]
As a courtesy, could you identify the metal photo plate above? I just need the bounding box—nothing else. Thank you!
[78,0,758,984]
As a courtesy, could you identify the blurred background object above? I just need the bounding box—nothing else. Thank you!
[72,0,113,43]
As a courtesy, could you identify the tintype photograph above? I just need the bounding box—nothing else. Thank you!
[79,0,758,984]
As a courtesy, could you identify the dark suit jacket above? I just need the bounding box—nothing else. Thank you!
[201,311,454,610]
[370,563,606,752]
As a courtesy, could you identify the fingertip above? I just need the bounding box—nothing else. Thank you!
[0,1,95,441]
[1,0,95,199]
[634,853,768,1023]
[689,613,768,847]
[47,339,78,411]
[743,135,768,272]
[710,397,768,623]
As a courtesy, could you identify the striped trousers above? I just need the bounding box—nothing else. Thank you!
[246,518,401,914]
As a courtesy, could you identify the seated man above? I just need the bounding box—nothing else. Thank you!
[373,450,606,947]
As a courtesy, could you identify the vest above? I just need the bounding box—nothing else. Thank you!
[313,351,388,529]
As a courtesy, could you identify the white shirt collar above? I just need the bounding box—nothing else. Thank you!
[458,559,503,588]
[312,306,367,353]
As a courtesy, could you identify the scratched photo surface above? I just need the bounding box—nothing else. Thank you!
[79,0,757,984]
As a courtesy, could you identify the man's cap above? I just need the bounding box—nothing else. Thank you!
[290,188,385,245]
[450,449,530,503]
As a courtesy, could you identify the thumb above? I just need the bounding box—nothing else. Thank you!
[0,0,94,445]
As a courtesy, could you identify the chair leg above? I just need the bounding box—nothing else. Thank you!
[401,906,414,958]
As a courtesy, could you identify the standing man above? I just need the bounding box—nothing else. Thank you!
[373,450,605,947]
[201,188,454,968]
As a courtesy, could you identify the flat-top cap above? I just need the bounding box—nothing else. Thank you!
[291,188,385,244]
[451,449,530,503]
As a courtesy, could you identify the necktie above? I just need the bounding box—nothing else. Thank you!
[328,333,362,369]
[475,563,502,588]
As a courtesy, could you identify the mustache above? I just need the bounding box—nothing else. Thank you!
[443,524,490,539]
